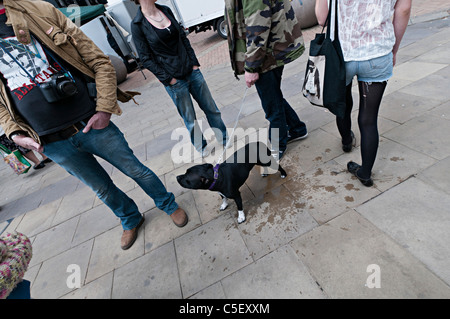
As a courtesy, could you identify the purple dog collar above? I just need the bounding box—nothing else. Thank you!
[208,164,220,190]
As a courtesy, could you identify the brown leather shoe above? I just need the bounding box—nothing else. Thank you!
[120,216,145,250]
[170,208,188,227]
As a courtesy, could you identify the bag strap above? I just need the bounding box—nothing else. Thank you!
[325,0,339,41]
[0,38,75,85]
[0,40,40,86]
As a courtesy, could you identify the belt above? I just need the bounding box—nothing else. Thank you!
[41,115,93,145]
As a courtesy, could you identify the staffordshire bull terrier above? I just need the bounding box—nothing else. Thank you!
[176,142,287,223]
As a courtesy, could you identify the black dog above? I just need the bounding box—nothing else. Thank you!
[176,142,287,223]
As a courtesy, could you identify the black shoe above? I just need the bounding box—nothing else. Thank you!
[33,162,45,170]
[347,161,373,187]
[342,131,356,153]
[42,158,52,164]
[287,131,308,144]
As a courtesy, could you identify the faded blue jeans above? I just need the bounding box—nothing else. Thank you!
[165,69,227,152]
[43,122,178,230]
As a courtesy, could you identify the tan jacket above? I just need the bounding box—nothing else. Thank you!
[0,0,137,143]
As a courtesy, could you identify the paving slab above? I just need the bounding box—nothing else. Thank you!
[71,203,120,247]
[85,224,145,283]
[30,239,94,299]
[143,191,202,254]
[221,245,326,299]
[384,113,450,160]
[62,272,114,299]
[51,186,96,226]
[379,91,443,124]
[335,138,437,192]
[174,213,252,298]
[112,241,181,299]
[15,199,61,238]
[356,178,450,286]
[398,66,450,103]
[417,155,450,195]
[237,185,317,260]
[29,217,79,267]
[283,161,380,225]
[291,210,450,298]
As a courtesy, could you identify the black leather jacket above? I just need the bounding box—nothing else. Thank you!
[131,4,200,86]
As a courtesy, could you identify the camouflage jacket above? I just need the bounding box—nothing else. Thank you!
[225,0,305,76]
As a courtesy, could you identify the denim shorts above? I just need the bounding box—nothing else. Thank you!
[345,52,393,85]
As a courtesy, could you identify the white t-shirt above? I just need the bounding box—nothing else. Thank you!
[331,0,397,61]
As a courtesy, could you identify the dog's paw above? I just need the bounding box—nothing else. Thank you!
[220,197,229,211]
[237,211,246,224]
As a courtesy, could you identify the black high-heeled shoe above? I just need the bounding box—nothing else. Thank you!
[347,161,373,187]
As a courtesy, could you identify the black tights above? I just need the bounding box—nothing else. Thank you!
[336,81,387,179]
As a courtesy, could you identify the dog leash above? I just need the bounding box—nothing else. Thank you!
[215,86,248,165]
[208,87,248,190]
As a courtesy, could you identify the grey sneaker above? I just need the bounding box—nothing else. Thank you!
[287,131,308,144]
[201,148,210,157]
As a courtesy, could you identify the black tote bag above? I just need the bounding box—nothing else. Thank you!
[302,0,346,119]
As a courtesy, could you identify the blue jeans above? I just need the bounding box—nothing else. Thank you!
[43,122,178,230]
[345,52,394,86]
[165,69,227,152]
[255,66,307,152]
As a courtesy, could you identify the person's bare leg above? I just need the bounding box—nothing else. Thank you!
[23,151,45,169]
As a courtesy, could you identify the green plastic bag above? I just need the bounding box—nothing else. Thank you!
[0,144,31,175]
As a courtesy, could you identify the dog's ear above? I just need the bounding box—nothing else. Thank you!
[200,164,213,186]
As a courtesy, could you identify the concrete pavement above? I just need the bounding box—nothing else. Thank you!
[1,3,450,299]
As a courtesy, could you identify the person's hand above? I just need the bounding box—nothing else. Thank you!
[169,78,177,85]
[193,65,199,70]
[82,111,111,133]
[12,134,43,153]
[244,71,259,88]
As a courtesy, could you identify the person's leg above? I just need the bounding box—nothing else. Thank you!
[284,98,307,138]
[271,67,307,139]
[254,67,288,153]
[188,69,228,145]
[77,122,179,216]
[336,83,354,146]
[38,151,51,162]
[165,80,207,152]
[43,135,143,231]
[356,81,387,180]
[22,150,41,167]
